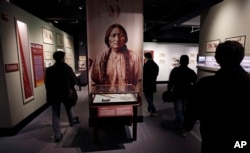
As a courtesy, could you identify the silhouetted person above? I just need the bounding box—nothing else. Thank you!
[184,41,250,153]
[167,55,197,136]
[143,52,159,116]
[45,51,78,142]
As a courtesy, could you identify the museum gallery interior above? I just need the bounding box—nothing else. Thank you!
[0,0,250,153]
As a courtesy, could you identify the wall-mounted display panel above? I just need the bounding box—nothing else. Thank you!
[15,18,34,104]
[78,60,86,70]
[44,60,54,68]
[42,27,54,44]
[65,37,73,48]
[56,33,64,46]
[225,35,246,47]
[30,43,44,87]
[44,51,53,60]
[206,39,220,53]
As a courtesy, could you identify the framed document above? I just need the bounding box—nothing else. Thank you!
[206,39,220,53]
[42,27,54,44]
[225,35,246,47]
[56,33,64,46]
[44,51,53,60]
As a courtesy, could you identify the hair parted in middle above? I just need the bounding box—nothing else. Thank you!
[104,24,128,48]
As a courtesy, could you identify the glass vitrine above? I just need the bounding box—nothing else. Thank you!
[90,84,139,106]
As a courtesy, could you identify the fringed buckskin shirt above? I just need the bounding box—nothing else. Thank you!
[90,45,141,90]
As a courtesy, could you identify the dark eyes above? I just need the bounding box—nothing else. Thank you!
[110,34,125,38]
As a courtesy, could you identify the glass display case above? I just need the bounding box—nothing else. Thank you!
[90,84,140,106]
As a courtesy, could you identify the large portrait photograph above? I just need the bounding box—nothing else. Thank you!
[86,0,143,92]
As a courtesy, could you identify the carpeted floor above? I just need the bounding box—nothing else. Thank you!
[0,84,201,153]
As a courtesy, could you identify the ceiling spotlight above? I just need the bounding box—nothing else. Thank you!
[54,20,58,23]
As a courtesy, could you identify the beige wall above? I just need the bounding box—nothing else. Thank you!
[144,42,198,81]
[198,0,250,77]
[0,1,75,128]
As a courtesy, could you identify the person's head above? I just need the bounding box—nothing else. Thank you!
[53,51,65,63]
[144,52,152,60]
[180,55,189,66]
[215,41,244,68]
[104,24,128,49]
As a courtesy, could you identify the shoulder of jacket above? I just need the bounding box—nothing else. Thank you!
[172,67,179,72]
[64,63,70,68]
[198,76,215,84]
[46,65,54,71]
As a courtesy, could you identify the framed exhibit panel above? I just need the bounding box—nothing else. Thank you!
[206,39,220,53]
[225,35,246,47]
[158,52,166,64]
[44,51,53,60]
[30,43,45,87]
[42,27,54,44]
[78,60,86,70]
[79,56,86,61]
[78,56,86,70]
[44,51,54,67]
[44,60,54,67]
[64,52,73,67]
[56,33,64,46]
[65,37,73,48]
[15,18,34,104]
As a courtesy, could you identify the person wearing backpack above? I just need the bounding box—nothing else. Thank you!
[167,55,197,136]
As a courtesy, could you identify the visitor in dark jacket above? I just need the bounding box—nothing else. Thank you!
[143,52,159,116]
[45,51,78,142]
[184,41,250,153]
[167,55,197,136]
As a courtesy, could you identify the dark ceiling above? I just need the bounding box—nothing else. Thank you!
[10,0,223,43]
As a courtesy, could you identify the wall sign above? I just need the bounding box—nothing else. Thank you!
[5,63,18,73]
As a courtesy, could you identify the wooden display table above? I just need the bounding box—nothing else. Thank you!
[89,84,140,143]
